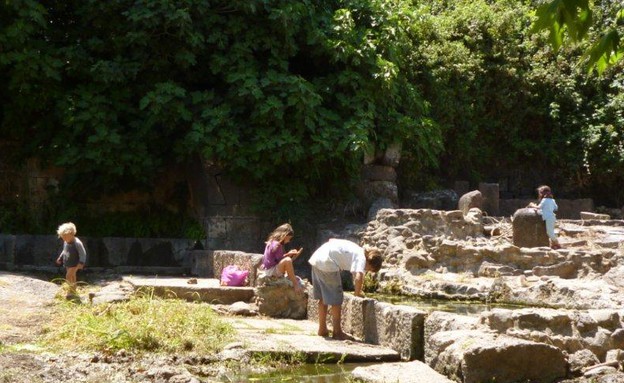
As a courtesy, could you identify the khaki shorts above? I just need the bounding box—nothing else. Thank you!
[311,267,343,306]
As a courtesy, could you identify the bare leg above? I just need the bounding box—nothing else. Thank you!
[65,266,78,294]
[331,305,344,339]
[318,300,329,337]
[278,257,302,293]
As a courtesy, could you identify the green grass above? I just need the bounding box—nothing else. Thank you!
[42,290,234,355]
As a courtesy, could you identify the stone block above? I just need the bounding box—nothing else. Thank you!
[0,234,15,264]
[352,360,455,383]
[364,301,426,361]
[342,295,374,340]
[213,250,262,286]
[479,182,500,216]
[532,261,578,279]
[189,250,214,277]
[558,199,593,219]
[205,216,268,253]
[401,189,459,211]
[14,235,59,266]
[512,208,549,248]
[307,294,426,361]
[367,181,399,204]
[361,165,397,182]
[427,330,566,383]
[580,211,610,221]
[381,142,402,167]
[478,261,518,277]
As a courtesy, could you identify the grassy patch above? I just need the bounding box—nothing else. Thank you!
[42,290,234,355]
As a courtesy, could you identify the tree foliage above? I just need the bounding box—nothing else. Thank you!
[0,0,437,213]
[1,0,623,231]
[531,0,623,74]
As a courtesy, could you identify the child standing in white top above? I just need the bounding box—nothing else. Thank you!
[308,239,382,340]
[529,185,561,249]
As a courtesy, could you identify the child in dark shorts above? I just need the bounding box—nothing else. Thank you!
[55,222,86,297]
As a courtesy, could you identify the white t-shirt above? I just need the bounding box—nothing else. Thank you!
[308,239,366,273]
[538,198,558,221]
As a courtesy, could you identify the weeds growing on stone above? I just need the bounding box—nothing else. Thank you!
[251,351,306,367]
[42,289,234,355]
[363,272,379,293]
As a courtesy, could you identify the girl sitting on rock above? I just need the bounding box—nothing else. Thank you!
[261,223,303,294]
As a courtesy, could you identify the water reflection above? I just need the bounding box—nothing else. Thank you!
[224,363,366,382]
[370,293,526,315]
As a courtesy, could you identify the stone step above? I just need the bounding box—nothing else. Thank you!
[223,317,400,363]
[352,360,455,382]
[123,276,254,304]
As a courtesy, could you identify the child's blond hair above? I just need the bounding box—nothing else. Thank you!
[57,222,77,237]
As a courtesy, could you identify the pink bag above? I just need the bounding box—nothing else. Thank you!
[220,265,249,286]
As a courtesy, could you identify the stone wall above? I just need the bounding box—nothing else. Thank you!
[500,198,594,219]
[307,293,426,361]
[0,234,196,270]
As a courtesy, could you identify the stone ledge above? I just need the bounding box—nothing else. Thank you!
[352,360,455,383]
[123,276,254,304]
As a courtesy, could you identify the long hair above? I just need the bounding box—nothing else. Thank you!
[266,223,294,244]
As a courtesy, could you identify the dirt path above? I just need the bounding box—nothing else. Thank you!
[0,272,60,345]
[0,272,223,383]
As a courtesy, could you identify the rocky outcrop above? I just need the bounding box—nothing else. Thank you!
[426,330,567,383]
[253,274,308,319]
[331,207,624,381]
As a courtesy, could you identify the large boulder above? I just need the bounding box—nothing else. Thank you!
[458,190,483,215]
[512,208,549,248]
[426,330,567,383]
[254,274,308,319]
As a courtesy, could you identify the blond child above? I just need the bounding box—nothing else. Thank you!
[55,222,87,296]
[261,223,303,294]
